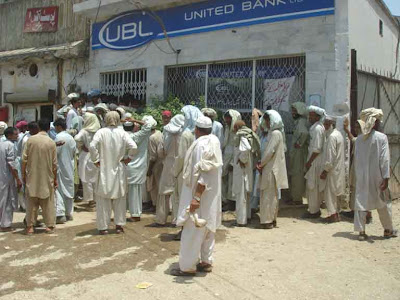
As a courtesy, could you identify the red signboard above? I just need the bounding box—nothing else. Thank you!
[24,6,58,33]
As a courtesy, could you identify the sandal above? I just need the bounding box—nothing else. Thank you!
[99,230,109,235]
[116,226,124,234]
[384,229,398,239]
[45,227,55,234]
[196,263,213,273]
[358,232,368,241]
[170,269,196,277]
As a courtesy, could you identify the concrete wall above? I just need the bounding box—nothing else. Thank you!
[81,14,337,109]
[0,0,90,51]
[348,0,400,75]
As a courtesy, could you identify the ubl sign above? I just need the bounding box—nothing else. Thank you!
[92,0,335,51]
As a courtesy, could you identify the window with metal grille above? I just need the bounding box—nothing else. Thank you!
[166,56,306,131]
[100,69,147,101]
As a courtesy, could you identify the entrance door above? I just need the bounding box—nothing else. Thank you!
[40,105,54,121]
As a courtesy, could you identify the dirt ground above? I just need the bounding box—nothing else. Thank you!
[0,201,399,300]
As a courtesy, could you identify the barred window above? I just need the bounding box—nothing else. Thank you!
[100,69,147,101]
[166,55,306,131]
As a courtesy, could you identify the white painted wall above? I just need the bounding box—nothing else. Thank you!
[82,14,337,109]
[348,0,400,75]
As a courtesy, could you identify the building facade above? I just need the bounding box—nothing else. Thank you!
[0,0,90,124]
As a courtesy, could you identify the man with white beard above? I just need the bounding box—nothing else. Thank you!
[304,106,326,218]
[89,111,137,235]
[171,116,222,276]
[319,115,345,223]
[354,108,397,240]
[150,114,185,227]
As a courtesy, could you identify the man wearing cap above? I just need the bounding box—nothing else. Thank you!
[94,103,109,128]
[354,108,397,240]
[319,115,345,223]
[288,102,309,205]
[89,111,137,234]
[172,116,222,276]
[162,111,172,127]
[0,127,22,231]
[16,121,28,141]
[124,116,157,222]
[85,89,102,111]
[304,106,326,218]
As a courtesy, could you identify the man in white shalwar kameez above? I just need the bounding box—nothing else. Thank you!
[222,109,241,211]
[319,116,345,223]
[202,108,224,147]
[54,119,77,223]
[288,102,309,205]
[257,111,288,229]
[232,120,260,226]
[304,106,326,218]
[89,111,137,235]
[66,93,81,130]
[151,114,185,227]
[0,127,21,231]
[74,113,101,206]
[174,106,203,221]
[353,108,397,240]
[172,116,222,276]
[125,116,157,222]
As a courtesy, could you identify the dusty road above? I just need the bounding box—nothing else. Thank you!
[0,201,399,300]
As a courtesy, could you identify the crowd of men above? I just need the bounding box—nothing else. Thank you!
[0,89,397,276]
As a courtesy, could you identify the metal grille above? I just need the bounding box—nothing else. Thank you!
[166,65,206,105]
[166,55,306,129]
[255,56,306,133]
[100,69,147,101]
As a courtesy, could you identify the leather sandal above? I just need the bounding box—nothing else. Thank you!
[170,269,196,277]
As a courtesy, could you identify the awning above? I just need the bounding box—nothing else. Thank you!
[0,40,88,63]
[5,90,56,104]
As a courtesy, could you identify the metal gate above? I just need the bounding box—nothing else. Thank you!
[100,69,147,101]
[166,55,306,131]
[357,67,400,198]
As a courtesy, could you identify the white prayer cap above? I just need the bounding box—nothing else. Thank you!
[0,121,7,134]
[201,107,217,120]
[325,114,337,122]
[308,105,326,116]
[124,121,133,127]
[124,112,132,119]
[67,93,80,100]
[87,107,95,113]
[196,116,212,129]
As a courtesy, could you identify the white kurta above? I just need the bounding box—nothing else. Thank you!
[322,128,345,216]
[222,129,236,202]
[251,133,268,209]
[89,127,137,199]
[232,136,252,225]
[304,122,325,214]
[354,130,390,211]
[177,134,222,272]
[147,130,163,206]
[259,130,288,224]
[55,131,76,217]
[289,117,309,203]
[126,123,152,217]
[212,121,224,148]
[0,140,17,228]
[66,108,78,130]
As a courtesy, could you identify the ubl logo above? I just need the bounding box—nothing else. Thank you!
[98,12,157,50]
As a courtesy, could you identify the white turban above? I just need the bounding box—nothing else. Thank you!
[105,111,121,127]
[142,115,157,129]
[196,116,212,129]
[0,121,7,135]
[264,110,287,152]
[182,105,203,132]
[201,108,217,120]
[359,107,384,138]
[308,105,326,116]
[291,102,307,116]
[67,93,80,100]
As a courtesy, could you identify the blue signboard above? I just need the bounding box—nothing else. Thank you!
[92,0,335,51]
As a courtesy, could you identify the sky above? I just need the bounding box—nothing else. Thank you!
[384,0,400,16]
